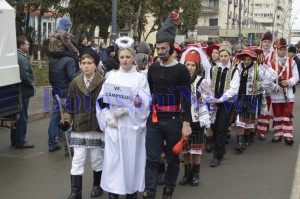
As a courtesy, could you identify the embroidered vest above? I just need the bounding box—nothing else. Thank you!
[239,63,261,95]
[211,65,236,98]
[191,75,202,122]
[270,57,292,81]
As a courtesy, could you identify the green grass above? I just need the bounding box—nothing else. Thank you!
[32,65,50,87]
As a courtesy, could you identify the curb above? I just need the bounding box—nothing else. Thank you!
[28,112,51,122]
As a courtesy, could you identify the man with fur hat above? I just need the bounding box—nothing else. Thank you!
[207,43,240,167]
[256,31,275,141]
[105,45,119,74]
[49,17,79,63]
[143,11,192,199]
[135,41,152,71]
[269,38,299,145]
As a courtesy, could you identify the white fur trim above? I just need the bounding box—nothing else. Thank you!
[274,132,283,137]
[115,36,135,49]
[283,133,293,138]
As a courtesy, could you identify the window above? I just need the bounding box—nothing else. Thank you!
[209,18,218,26]
[209,0,219,7]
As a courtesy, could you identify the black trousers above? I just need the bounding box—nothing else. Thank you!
[144,116,182,196]
[212,104,232,160]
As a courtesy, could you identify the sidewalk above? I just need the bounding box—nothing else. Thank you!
[28,86,51,121]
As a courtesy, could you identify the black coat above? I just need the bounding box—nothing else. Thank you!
[105,56,119,72]
[49,56,81,98]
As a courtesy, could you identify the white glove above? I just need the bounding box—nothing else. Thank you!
[114,106,129,118]
[199,104,210,128]
[104,111,118,128]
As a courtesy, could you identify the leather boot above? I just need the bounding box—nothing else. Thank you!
[249,131,255,143]
[67,175,82,199]
[108,192,119,199]
[244,134,250,146]
[142,191,155,199]
[235,135,246,153]
[90,170,103,198]
[190,164,200,186]
[125,192,137,199]
[162,187,174,199]
[10,129,17,147]
[206,137,212,153]
[179,164,192,185]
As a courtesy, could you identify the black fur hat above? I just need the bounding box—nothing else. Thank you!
[82,48,100,66]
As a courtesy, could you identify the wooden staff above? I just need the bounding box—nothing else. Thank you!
[55,94,72,159]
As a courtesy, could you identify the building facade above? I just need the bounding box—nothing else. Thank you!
[195,0,292,43]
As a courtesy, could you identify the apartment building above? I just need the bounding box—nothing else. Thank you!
[196,0,292,43]
[252,0,292,40]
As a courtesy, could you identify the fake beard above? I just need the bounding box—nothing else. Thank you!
[158,49,169,61]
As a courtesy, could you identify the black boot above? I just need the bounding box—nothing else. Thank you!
[179,164,192,185]
[108,192,119,199]
[10,129,17,147]
[157,162,165,185]
[244,134,250,146]
[142,191,155,199]
[249,131,255,143]
[162,187,174,199]
[90,170,103,198]
[206,137,212,153]
[190,164,200,186]
[235,135,246,153]
[125,192,137,199]
[67,175,82,199]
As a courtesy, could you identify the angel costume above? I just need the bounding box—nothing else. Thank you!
[96,66,150,195]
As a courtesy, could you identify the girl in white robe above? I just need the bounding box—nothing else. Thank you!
[96,37,151,199]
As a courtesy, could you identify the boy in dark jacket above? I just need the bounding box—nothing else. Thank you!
[61,49,105,199]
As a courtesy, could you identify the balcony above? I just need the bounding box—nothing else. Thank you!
[277,0,284,11]
[200,6,219,15]
[197,26,219,36]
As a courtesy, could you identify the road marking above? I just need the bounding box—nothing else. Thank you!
[22,152,44,159]
[290,144,300,199]
[0,152,44,159]
[0,154,20,158]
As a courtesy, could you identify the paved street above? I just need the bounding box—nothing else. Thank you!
[1,88,300,199]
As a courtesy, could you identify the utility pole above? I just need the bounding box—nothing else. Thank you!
[111,0,117,46]
[272,0,279,41]
[226,1,230,40]
[238,0,242,44]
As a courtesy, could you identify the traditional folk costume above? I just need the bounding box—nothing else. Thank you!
[256,31,275,140]
[208,44,240,167]
[178,47,211,186]
[96,37,151,199]
[235,49,276,151]
[62,49,105,199]
[143,11,192,199]
[269,38,299,145]
[204,44,222,152]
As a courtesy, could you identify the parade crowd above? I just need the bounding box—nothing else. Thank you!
[13,11,300,199]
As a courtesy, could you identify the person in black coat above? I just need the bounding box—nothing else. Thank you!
[47,55,81,156]
[105,45,119,73]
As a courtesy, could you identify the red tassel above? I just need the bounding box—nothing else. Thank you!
[173,137,186,155]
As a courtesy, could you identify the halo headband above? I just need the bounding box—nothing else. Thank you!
[115,36,135,49]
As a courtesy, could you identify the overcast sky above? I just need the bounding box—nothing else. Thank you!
[292,0,300,29]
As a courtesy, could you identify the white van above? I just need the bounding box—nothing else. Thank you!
[0,0,22,125]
